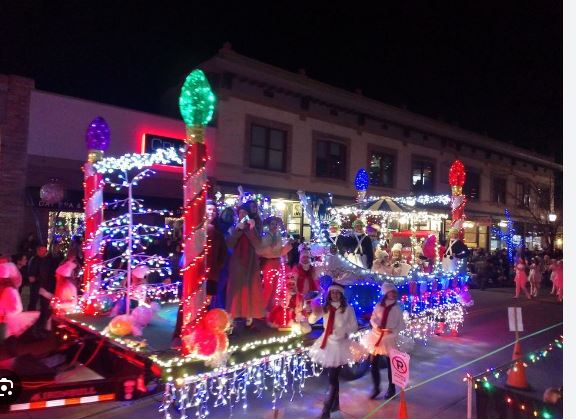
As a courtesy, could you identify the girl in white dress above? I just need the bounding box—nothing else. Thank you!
[361,282,406,400]
[308,283,366,418]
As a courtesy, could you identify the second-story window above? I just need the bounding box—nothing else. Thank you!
[538,187,551,211]
[464,171,480,201]
[316,139,347,180]
[516,181,530,208]
[368,151,394,188]
[411,159,434,194]
[249,124,287,172]
[492,176,507,205]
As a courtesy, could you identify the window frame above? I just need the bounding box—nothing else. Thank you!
[463,169,481,201]
[367,144,397,189]
[492,176,507,205]
[312,131,350,181]
[244,116,291,173]
[410,156,436,194]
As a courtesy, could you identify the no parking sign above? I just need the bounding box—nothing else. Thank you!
[389,348,410,389]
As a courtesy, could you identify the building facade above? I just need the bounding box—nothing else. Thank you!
[0,47,562,255]
[198,46,562,251]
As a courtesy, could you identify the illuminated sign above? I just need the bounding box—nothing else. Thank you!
[142,134,184,166]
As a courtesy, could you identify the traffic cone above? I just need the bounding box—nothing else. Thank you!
[398,389,408,419]
[506,341,531,390]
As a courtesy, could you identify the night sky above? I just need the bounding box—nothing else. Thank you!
[0,1,562,161]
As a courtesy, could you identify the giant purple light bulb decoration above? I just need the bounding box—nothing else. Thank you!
[82,116,110,304]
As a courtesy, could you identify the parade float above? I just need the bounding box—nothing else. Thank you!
[298,161,473,343]
[19,71,316,419]
[10,70,472,419]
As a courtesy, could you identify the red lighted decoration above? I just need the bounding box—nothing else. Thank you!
[449,160,466,187]
[449,160,467,236]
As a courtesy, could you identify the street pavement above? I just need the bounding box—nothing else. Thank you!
[3,287,563,419]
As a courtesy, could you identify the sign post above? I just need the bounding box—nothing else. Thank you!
[508,306,523,341]
[389,348,410,418]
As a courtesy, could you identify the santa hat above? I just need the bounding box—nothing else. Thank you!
[381,282,398,295]
[391,243,402,252]
[327,282,345,294]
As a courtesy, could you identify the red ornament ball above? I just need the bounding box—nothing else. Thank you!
[202,309,230,332]
[182,326,218,356]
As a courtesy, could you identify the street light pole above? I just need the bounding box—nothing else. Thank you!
[548,213,557,252]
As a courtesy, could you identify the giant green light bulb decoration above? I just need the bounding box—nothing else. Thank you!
[179,69,216,133]
[176,69,220,355]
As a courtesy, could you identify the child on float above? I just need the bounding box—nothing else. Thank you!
[361,282,406,400]
[266,273,311,333]
[308,282,366,418]
[292,244,319,295]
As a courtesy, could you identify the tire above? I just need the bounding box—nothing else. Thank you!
[341,359,370,381]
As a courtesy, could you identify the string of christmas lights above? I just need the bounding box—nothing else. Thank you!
[81,147,179,314]
[466,336,563,419]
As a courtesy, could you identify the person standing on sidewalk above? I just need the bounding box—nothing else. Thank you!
[308,282,366,418]
[361,282,406,400]
[29,244,60,336]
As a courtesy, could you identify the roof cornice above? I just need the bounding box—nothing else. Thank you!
[200,47,561,171]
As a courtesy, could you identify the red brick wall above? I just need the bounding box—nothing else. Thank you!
[0,75,34,255]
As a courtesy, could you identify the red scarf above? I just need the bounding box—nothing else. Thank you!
[374,302,396,347]
[320,305,337,349]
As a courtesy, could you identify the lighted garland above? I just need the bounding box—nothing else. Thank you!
[160,348,317,419]
[93,147,182,174]
[393,194,452,207]
[467,336,563,419]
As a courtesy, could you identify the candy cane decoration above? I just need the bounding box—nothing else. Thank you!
[82,117,110,300]
[178,70,216,339]
[448,160,467,238]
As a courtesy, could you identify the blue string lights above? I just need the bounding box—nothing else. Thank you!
[491,208,521,262]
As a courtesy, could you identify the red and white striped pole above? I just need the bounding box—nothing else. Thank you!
[82,117,110,301]
[448,160,467,238]
[181,128,210,336]
[177,70,216,340]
